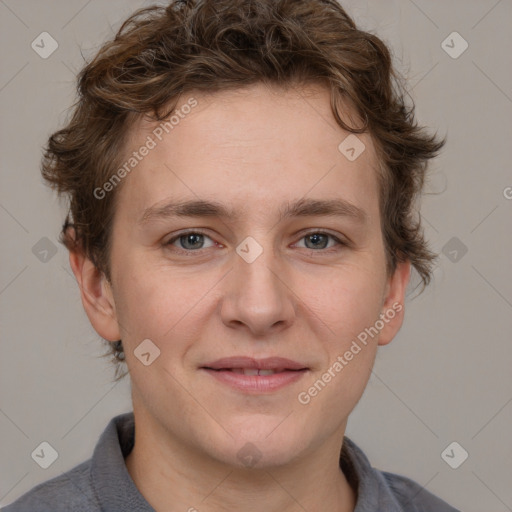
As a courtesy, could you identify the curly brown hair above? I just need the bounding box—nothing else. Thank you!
[42,0,445,379]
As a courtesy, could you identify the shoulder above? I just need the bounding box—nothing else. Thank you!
[340,437,460,511]
[1,459,100,512]
[2,412,138,512]
[380,470,461,512]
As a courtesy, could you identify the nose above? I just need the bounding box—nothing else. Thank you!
[220,240,296,337]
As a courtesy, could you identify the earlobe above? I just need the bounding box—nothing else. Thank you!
[69,250,121,342]
[377,260,411,346]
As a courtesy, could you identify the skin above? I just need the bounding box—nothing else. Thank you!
[70,82,410,512]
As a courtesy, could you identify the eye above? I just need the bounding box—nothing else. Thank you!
[163,229,347,255]
[294,231,346,251]
[165,230,217,252]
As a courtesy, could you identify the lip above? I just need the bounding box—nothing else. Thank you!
[200,356,309,393]
[202,356,307,371]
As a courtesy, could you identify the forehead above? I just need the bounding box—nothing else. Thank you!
[116,82,381,227]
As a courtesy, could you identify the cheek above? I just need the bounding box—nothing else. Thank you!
[112,257,222,351]
[112,259,175,341]
[296,272,383,419]
[306,263,386,340]
[297,264,385,400]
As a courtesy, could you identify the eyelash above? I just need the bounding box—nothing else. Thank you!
[164,229,348,255]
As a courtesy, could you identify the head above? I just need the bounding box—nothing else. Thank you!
[43,0,444,469]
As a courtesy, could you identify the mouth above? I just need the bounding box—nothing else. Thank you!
[213,368,297,376]
[200,357,309,393]
[202,356,307,371]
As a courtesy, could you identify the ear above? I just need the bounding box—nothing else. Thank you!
[69,248,121,342]
[377,260,411,346]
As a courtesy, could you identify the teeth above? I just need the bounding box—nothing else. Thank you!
[258,369,277,376]
[242,368,260,376]
[229,368,278,376]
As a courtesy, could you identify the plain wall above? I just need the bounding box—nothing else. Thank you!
[1,1,511,510]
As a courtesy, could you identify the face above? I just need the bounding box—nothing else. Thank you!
[74,82,410,469]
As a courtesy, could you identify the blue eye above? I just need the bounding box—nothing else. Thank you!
[296,232,343,251]
[164,230,346,255]
[166,230,216,251]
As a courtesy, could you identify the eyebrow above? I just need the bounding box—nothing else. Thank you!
[138,197,368,226]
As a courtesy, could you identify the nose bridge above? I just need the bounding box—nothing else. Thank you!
[220,233,295,334]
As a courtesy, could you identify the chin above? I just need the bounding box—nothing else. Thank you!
[206,415,310,469]
[213,442,304,470]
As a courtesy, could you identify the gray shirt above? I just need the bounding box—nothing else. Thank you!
[2,412,460,511]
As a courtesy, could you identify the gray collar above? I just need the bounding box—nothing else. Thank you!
[89,412,403,512]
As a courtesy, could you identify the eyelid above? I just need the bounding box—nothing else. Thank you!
[164,228,216,246]
[164,228,349,253]
[298,228,347,240]
[293,229,349,249]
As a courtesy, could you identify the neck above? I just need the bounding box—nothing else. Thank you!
[124,411,356,512]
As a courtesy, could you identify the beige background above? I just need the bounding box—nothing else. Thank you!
[1,1,511,510]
